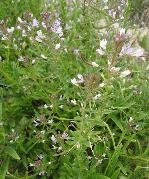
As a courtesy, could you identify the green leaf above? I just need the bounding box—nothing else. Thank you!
[0,158,9,179]
[5,146,20,160]
[118,162,128,175]
[109,113,123,131]
[111,168,120,179]
[98,175,111,179]
[105,144,122,177]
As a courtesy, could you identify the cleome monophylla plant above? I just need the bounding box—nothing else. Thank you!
[0,0,149,178]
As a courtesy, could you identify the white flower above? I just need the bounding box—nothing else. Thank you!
[41,54,47,59]
[29,37,33,41]
[41,130,45,134]
[38,154,44,160]
[32,59,36,64]
[99,82,105,87]
[17,25,21,30]
[34,120,40,127]
[2,35,8,40]
[71,78,79,86]
[120,70,131,78]
[0,56,2,61]
[18,17,23,23]
[7,27,14,33]
[35,30,46,42]
[35,36,42,42]
[29,163,35,167]
[70,99,77,105]
[18,56,24,62]
[98,159,103,164]
[28,26,31,31]
[110,67,120,72]
[22,30,26,37]
[42,22,46,28]
[129,117,133,122]
[44,104,48,109]
[56,26,62,33]
[102,153,106,157]
[65,24,71,30]
[39,171,45,176]
[62,132,68,139]
[55,43,60,50]
[100,39,107,50]
[96,48,105,55]
[93,93,101,100]
[120,28,126,35]
[103,0,108,3]
[91,61,99,67]
[73,48,79,55]
[59,105,64,109]
[113,23,119,28]
[57,146,62,152]
[120,44,145,57]
[60,37,64,41]
[59,32,64,38]
[51,135,57,144]
[135,124,140,130]
[48,120,53,124]
[49,104,53,108]
[108,60,111,65]
[37,30,45,37]
[77,74,83,80]
[76,142,81,149]
[64,48,68,53]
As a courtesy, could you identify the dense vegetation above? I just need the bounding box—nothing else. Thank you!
[0,0,149,178]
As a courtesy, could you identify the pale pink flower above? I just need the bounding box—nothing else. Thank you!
[120,44,145,57]
[71,74,84,86]
[32,18,38,27]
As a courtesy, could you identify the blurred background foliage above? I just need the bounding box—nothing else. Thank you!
[0,0,44,25]
[0,0,149,27]
[129,0,149,27]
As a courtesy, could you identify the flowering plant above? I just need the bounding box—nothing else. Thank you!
[0,0,149,178]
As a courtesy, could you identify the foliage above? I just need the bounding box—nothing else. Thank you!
[0,0,149,178]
